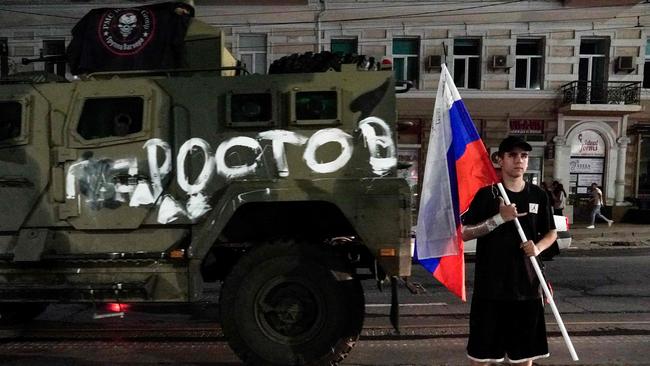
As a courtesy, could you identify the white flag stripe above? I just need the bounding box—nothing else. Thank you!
[416,65,461,260]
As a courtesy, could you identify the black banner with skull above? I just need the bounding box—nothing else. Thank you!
[66,2,193,75]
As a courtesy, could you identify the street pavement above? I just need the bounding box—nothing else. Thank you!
[0,223,647,365]
[364,222,650,327]
[353,229,650,365]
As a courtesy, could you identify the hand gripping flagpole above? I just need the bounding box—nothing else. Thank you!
[497,183,578,361]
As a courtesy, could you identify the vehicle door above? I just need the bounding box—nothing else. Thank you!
[58,78,171,230]
[0,86,50,231]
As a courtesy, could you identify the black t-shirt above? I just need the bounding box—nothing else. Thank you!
[462,183,556,300]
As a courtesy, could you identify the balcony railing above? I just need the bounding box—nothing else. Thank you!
[560,81,641,105]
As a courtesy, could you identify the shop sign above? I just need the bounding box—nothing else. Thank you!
[577,174,602,187]
[509,119,544,134]
[570,130,605,157]
[569,158,604,174]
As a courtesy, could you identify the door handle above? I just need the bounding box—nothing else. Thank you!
[0,176,33,187]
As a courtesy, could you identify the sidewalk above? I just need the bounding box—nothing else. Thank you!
[567,222,650,250]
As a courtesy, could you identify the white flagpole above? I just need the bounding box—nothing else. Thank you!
[496,183,579,362]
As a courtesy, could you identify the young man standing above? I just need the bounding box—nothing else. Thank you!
[462,136,557,365]
[587,182,613,229]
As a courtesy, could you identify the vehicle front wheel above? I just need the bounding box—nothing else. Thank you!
[220,240,364,365]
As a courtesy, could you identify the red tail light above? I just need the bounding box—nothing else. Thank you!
[565,216,570,231]
[107,303,130,312]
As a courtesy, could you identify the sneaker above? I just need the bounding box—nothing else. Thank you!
[586,225,595,229]
[608,220,614,227]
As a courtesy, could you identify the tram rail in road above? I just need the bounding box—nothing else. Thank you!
[0,305,649,365]
[1,304,649,341]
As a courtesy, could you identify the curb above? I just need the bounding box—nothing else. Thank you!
[566,224,650,251]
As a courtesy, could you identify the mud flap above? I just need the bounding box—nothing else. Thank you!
[389,276,400,334]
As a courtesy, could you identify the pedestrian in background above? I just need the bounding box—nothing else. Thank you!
[541,181,555,209]
[552,181,567,216]
[462,136,557,366]
[587,182,613,229]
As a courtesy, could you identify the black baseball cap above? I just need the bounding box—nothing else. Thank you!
[498,136,532,154]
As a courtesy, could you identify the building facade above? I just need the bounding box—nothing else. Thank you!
[1,0,648,220]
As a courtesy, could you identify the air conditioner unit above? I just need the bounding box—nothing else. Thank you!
[616,56,636,73]
[426,55,442,71]
[492,55,513,69]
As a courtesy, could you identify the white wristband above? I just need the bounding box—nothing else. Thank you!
[462,213,505,239]
[492,213,505,226]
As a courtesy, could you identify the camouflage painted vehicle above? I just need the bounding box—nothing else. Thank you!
[0,4,411,365]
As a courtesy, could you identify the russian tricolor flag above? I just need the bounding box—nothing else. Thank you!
[415,64,498,301]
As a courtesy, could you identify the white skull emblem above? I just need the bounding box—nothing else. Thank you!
[117,13,138,38]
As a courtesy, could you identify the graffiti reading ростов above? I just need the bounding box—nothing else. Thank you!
[65,117,397,223]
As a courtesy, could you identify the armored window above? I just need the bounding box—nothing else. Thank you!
[515,38,544,90]
[292,91,339,125]
[227,92,274,127]
[331,38,357,56]
[239,34,267,74]
[0,101,22,142]
[77,97,143,140]
[393,38,420,88]
[453,38,481,89]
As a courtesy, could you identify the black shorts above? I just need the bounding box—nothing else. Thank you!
[467,297,549,363]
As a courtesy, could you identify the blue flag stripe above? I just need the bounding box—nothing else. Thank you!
[450,99,481,161]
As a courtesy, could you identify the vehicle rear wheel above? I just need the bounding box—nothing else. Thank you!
[220,240,364,365]
[0,303,48,325]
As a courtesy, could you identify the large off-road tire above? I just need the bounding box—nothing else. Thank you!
[220,241,364,366]
[0,303,47,325]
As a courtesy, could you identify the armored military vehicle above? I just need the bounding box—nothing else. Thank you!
[0,2,412,365]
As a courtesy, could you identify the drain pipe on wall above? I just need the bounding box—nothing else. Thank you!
[316,0,325,52]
